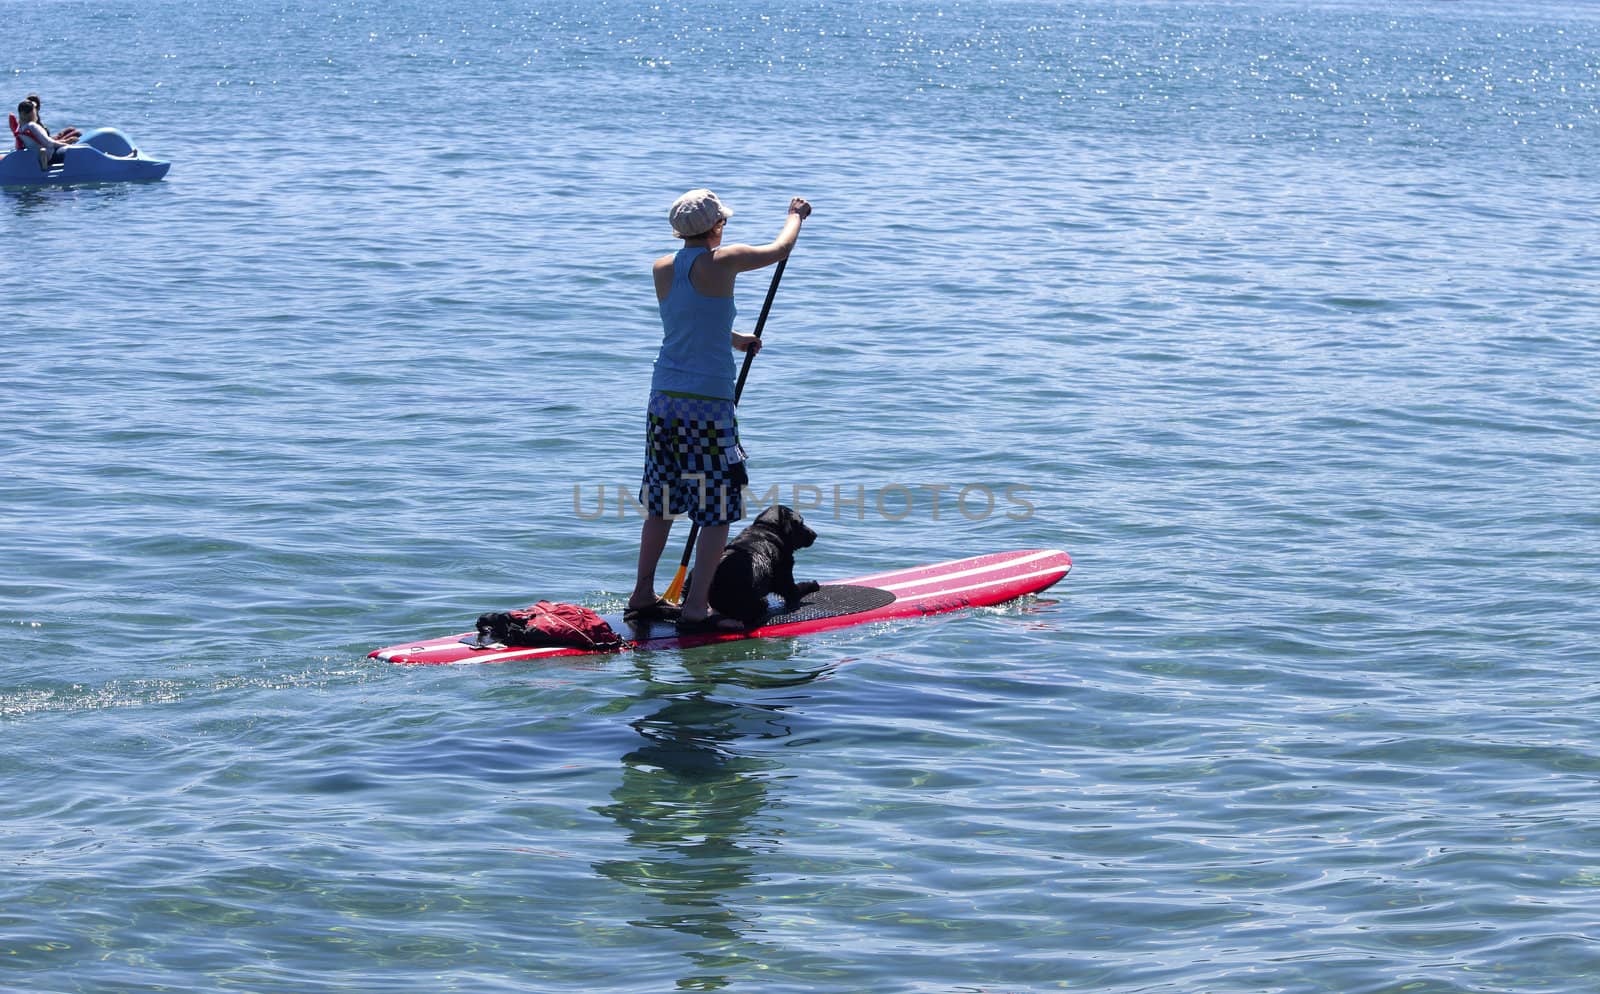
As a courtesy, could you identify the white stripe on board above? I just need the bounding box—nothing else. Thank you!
[847,549,1047,587]
[875,550,1061,593]
[380,643,571,665]
[901,565,1069,604]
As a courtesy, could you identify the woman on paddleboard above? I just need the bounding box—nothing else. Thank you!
[629,189,812,633]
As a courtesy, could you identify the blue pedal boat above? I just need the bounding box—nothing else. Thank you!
[1,127,170,186]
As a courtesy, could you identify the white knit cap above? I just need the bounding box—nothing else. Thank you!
[668,188,734,238]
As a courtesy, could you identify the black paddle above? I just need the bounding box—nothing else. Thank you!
[663,256,789,605]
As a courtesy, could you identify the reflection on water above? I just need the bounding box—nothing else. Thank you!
[1,180,137,215]
[2,184,65,214]
[594,646,831,991]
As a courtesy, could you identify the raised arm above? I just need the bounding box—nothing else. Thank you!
[713,198,812,274]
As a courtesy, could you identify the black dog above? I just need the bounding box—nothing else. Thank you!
[708,505,821,627]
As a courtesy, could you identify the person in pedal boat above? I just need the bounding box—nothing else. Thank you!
[26,94,80,144]
[14,100,71,168]
[629,189,812,634]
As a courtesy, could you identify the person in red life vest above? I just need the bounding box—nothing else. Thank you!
[628,189,812,633]
[15,100,71,168]
[27,94,79,143]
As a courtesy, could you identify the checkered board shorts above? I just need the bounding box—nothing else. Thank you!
[638,392,748,526]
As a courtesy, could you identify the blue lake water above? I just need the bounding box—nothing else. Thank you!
[4,1,1600,991]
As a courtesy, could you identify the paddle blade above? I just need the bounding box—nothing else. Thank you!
[663,564,688,605]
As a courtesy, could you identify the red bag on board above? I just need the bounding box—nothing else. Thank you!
[475,601,625,651]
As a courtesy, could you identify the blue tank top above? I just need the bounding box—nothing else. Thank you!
[651,247,737,400]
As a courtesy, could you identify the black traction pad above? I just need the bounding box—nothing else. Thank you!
[756,583,897,626]
[619,584,898,641]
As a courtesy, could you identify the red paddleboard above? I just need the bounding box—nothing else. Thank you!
[369,548,1071,665]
